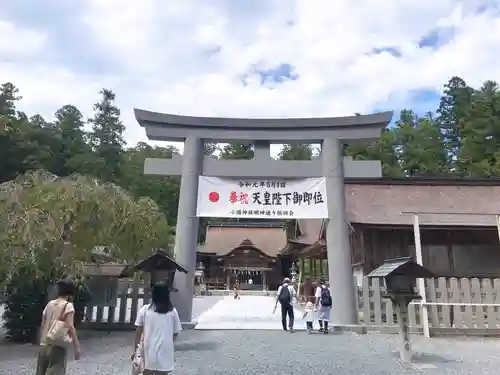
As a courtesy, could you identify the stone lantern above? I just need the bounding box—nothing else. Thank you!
[368,257,434,363]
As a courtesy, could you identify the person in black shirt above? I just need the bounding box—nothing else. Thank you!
[274,278,296,332]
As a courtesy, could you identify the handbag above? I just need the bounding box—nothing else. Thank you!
[131,305,148,375]
[45,301,73,348]
[131,344,144,375]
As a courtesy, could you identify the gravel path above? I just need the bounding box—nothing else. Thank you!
[2,330,500,374]
[3,296,500,374]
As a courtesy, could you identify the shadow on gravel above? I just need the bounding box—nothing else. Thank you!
[0,329,214,362]
[391,351,461,364]
[0,331,133,362]
[175,341,219,352]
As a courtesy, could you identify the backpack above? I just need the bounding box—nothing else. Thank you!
[320,286,332,307]
[278,284,291,305]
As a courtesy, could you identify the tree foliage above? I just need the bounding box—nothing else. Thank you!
[278,143,315,160]
[219,143,254,159]
[0,170,173,285]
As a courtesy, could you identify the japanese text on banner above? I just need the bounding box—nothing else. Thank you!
[196,177,328,219]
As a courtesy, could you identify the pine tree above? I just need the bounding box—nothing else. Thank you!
[88,89,125,182]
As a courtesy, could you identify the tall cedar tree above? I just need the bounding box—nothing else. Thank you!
[88,89,125,182]
[436,76,474,173]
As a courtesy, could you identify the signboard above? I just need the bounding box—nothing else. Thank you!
[196,177,328,218]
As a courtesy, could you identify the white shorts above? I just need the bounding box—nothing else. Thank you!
[317,306,331,321]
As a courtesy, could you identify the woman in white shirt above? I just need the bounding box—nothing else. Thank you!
[133,284,182,374]
[36,278,81,375]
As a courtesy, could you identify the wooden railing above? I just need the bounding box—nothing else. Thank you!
[79,276,500,336]
[358,277,500,335]
[80,278,148,330]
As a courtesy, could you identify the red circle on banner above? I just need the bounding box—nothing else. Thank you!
[208,192,220,202]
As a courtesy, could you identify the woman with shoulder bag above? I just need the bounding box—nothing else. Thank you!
[36,278,82,375]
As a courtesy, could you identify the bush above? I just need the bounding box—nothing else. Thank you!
[2,269,93,343]
[2,265,52,343]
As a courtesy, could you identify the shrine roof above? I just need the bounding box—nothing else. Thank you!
[345,183,500,226]
[289,219,324,245]
[285,180,500,237]
[197,225,287,258]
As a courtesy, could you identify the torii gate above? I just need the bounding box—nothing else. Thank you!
[135,109,393,325]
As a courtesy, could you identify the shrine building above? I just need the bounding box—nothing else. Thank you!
[196,221,291,290]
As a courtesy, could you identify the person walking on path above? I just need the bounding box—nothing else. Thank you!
[302,301,315,334]
[36,278,81,375]
[133,284,182,375]
[234,280,241,299]
[274,277,296,332]
[315,279,332,334]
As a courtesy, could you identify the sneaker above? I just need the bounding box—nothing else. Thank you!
[323,329,329,334]
[289,328,294,333]
[319,328,324,333]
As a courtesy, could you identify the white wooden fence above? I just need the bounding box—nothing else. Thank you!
[358,277,500,336]
[80,278,149,330]
[79,276,500,336]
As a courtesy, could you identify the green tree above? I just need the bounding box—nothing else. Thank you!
[204,142,217,156]
[346,128,403,177]
[437,76,474,172]
[278,143,314,160]
[53,105,92,176]
[0,82,20,118]
[395,110,448,176]
[0,83,25,182]
[0,84,54,181]
[88,89,125,182]
[0,170,173,283]
[219,143,254,159]
[0,170,173,342]
[458,81,500,176]
[120,142,181,225]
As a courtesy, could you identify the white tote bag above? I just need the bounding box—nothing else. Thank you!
[131,306,148,375]
[131,344,144,375]
[45,302,73,348]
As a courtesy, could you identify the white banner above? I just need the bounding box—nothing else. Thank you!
[196,177,328,219]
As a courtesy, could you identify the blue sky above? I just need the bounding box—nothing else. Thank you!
[1,0,500,151]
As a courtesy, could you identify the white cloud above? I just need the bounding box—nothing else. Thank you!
[0,21,46,57]
[1,0,500,153]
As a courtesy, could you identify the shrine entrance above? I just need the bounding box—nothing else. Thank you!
[135,108,392,324]
[230,268,265,289]
[197,222,287,291]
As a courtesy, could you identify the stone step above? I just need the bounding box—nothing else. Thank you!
[195,295,304,330]
[202,289,276,296]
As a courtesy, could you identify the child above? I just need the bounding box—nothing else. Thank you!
[303,301,315,334]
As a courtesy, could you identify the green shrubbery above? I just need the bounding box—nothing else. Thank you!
[1,264,91,343]
[2,264,54,343]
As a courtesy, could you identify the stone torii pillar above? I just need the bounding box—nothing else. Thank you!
[135,109,393,325]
